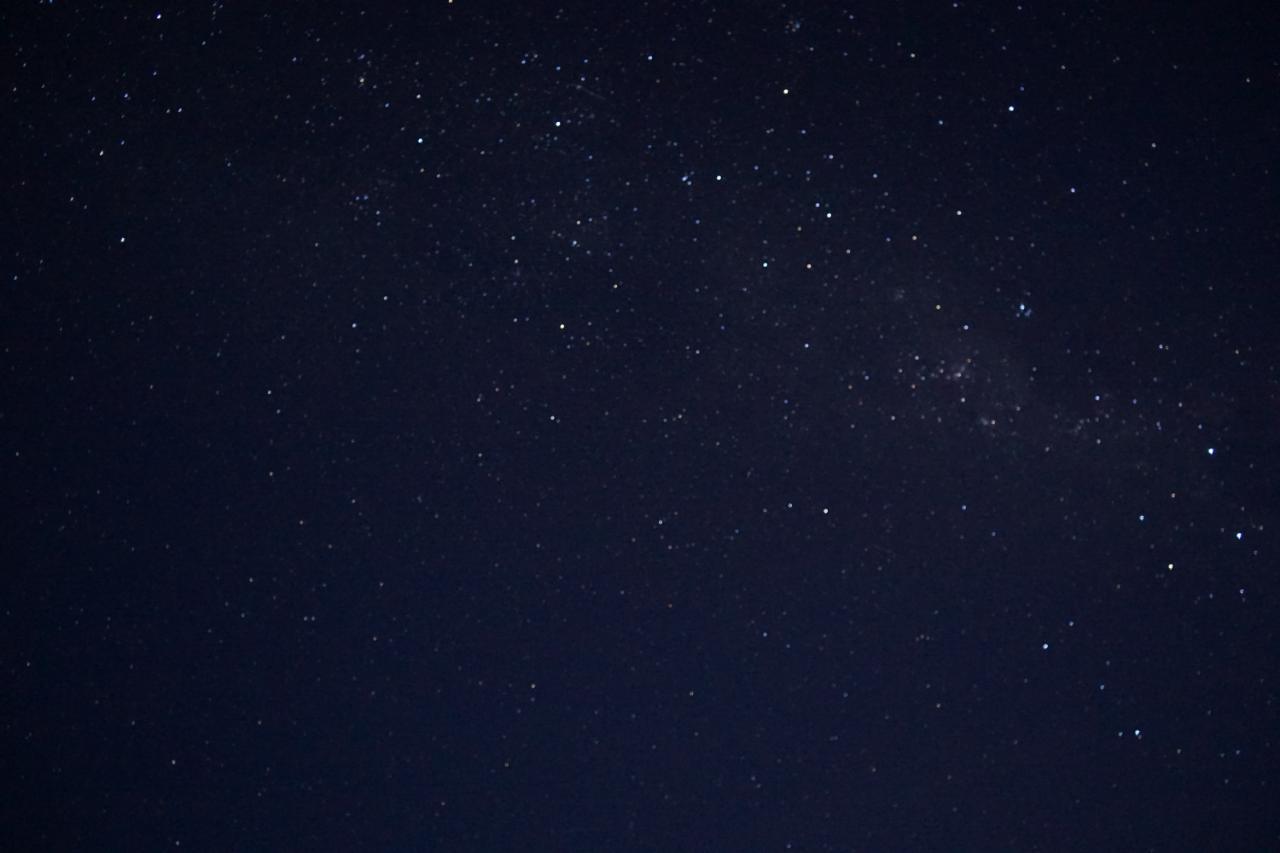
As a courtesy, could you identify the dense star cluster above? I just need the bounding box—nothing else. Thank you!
[4,3,1277,850]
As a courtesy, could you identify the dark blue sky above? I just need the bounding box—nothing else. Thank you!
[4,2,1277,850]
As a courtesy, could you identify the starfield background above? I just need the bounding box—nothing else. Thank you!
[3,1,1278,850]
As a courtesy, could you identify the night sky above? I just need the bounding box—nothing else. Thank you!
[4,2,1279,850]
